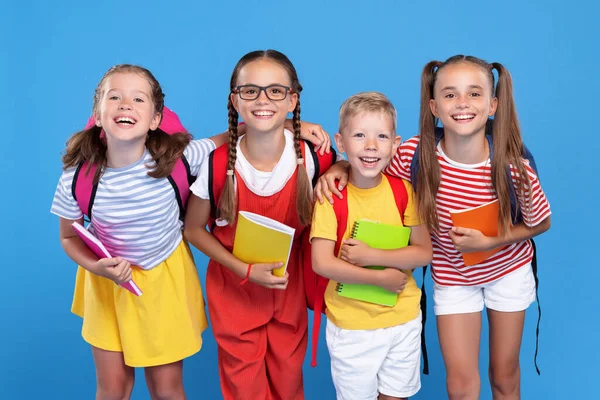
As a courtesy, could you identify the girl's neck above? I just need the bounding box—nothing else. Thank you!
[106,139,146,168]
[440,129,489,164]
[240,127,286,172]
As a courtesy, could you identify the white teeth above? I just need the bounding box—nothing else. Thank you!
[360,157,379,163]
[116,117,135,124]
[253,111,274,116]
[453,115,475,120]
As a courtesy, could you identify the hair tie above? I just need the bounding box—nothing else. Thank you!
[296,158,304,165]
[226,170,234,176]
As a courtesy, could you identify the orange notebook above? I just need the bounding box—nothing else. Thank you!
[449,199,502,266]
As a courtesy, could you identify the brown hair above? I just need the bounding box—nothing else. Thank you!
[220,50,312,225]
[417,55,530,233]
[338,92,397,134]
[61,64,190,183]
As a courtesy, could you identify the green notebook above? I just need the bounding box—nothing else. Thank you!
[336,219,411,307]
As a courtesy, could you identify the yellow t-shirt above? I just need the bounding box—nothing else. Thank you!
[310,174,422,330]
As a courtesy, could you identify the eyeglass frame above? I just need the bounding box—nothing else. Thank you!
[233,84,294,101]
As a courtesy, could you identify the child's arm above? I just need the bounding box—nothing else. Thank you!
[284,120,332,155]
[59,217,133,284]
[449,216,551,254]
[183,195,289,290]
[311,237,408,293]
[314,161,350,204]
[338,223,433,271]
[207,120,332,153]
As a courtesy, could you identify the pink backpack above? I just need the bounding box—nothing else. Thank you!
[73,107,194,221]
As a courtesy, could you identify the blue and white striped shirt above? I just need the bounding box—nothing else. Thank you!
[51,138,216,270]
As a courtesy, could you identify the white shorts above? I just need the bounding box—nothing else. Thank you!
[433,263,536,316]
[325,313,422,400]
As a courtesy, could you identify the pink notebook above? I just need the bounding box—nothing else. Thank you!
[72,222,142,296]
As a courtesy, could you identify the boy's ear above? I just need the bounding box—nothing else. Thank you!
[334,132,345,153]
[391,135,401,157]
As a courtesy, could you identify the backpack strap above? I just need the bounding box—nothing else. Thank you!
[385,174,430,374]
[531,238,541,375]
[310,185,349,367]
[72,161,99,220]
[304,140,337,187]
[167,155,196,221]
[207,144,230,231]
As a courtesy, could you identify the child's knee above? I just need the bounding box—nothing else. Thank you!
[146,378,185,400]
[96,380,133,400]
[446,372,480,399]
[489,364,520,395]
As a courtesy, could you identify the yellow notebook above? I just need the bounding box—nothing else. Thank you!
[232,211,295,277]
[335,219,411,307]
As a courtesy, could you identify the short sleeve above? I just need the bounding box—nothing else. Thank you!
[50,168,83,220]
[310,198,339,243]
[400,179,423,227]
[385,137,418,181]
[515,161,551,227]
[183,138,217,177]
[189,155,211,200]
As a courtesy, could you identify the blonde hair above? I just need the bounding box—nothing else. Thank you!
[339,92,397,134]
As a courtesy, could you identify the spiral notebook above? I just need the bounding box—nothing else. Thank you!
[336,219,411,307]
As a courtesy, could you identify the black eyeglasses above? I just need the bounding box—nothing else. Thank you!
[233,84,293,101]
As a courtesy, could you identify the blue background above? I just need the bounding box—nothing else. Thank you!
[2,0,598,398]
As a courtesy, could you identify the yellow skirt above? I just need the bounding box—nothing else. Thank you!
[71,239,208,367]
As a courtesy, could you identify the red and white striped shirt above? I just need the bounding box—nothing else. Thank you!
[386,136,551,286]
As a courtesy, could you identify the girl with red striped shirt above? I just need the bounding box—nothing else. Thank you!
[317,55,551,400]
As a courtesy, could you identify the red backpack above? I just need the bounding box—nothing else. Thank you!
[304,175,409,367]
[206,140,336,229]
[73,107,194,221]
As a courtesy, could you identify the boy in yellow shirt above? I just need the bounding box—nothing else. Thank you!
[311,92,432,400]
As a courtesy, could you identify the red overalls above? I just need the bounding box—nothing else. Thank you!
[207,167,308,400]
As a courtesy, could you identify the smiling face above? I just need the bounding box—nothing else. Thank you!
[230,59,297,134]
[430,62,498,139]
[95,72,161,145]
[335,111,400,188]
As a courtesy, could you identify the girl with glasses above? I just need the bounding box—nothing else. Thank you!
[184,49,336,400]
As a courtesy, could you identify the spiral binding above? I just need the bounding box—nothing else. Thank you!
[335,282,344,292]
[350,220,360,239]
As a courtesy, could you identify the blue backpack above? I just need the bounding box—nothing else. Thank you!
[410,120,542,375]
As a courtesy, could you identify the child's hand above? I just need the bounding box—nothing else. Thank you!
[339,238,374,267]
[249,263,289,290]
[377,268,408,293]
[94,257,133,285]
[314,161,350,204]
[297,122,332,155]
[449,227,496,254]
